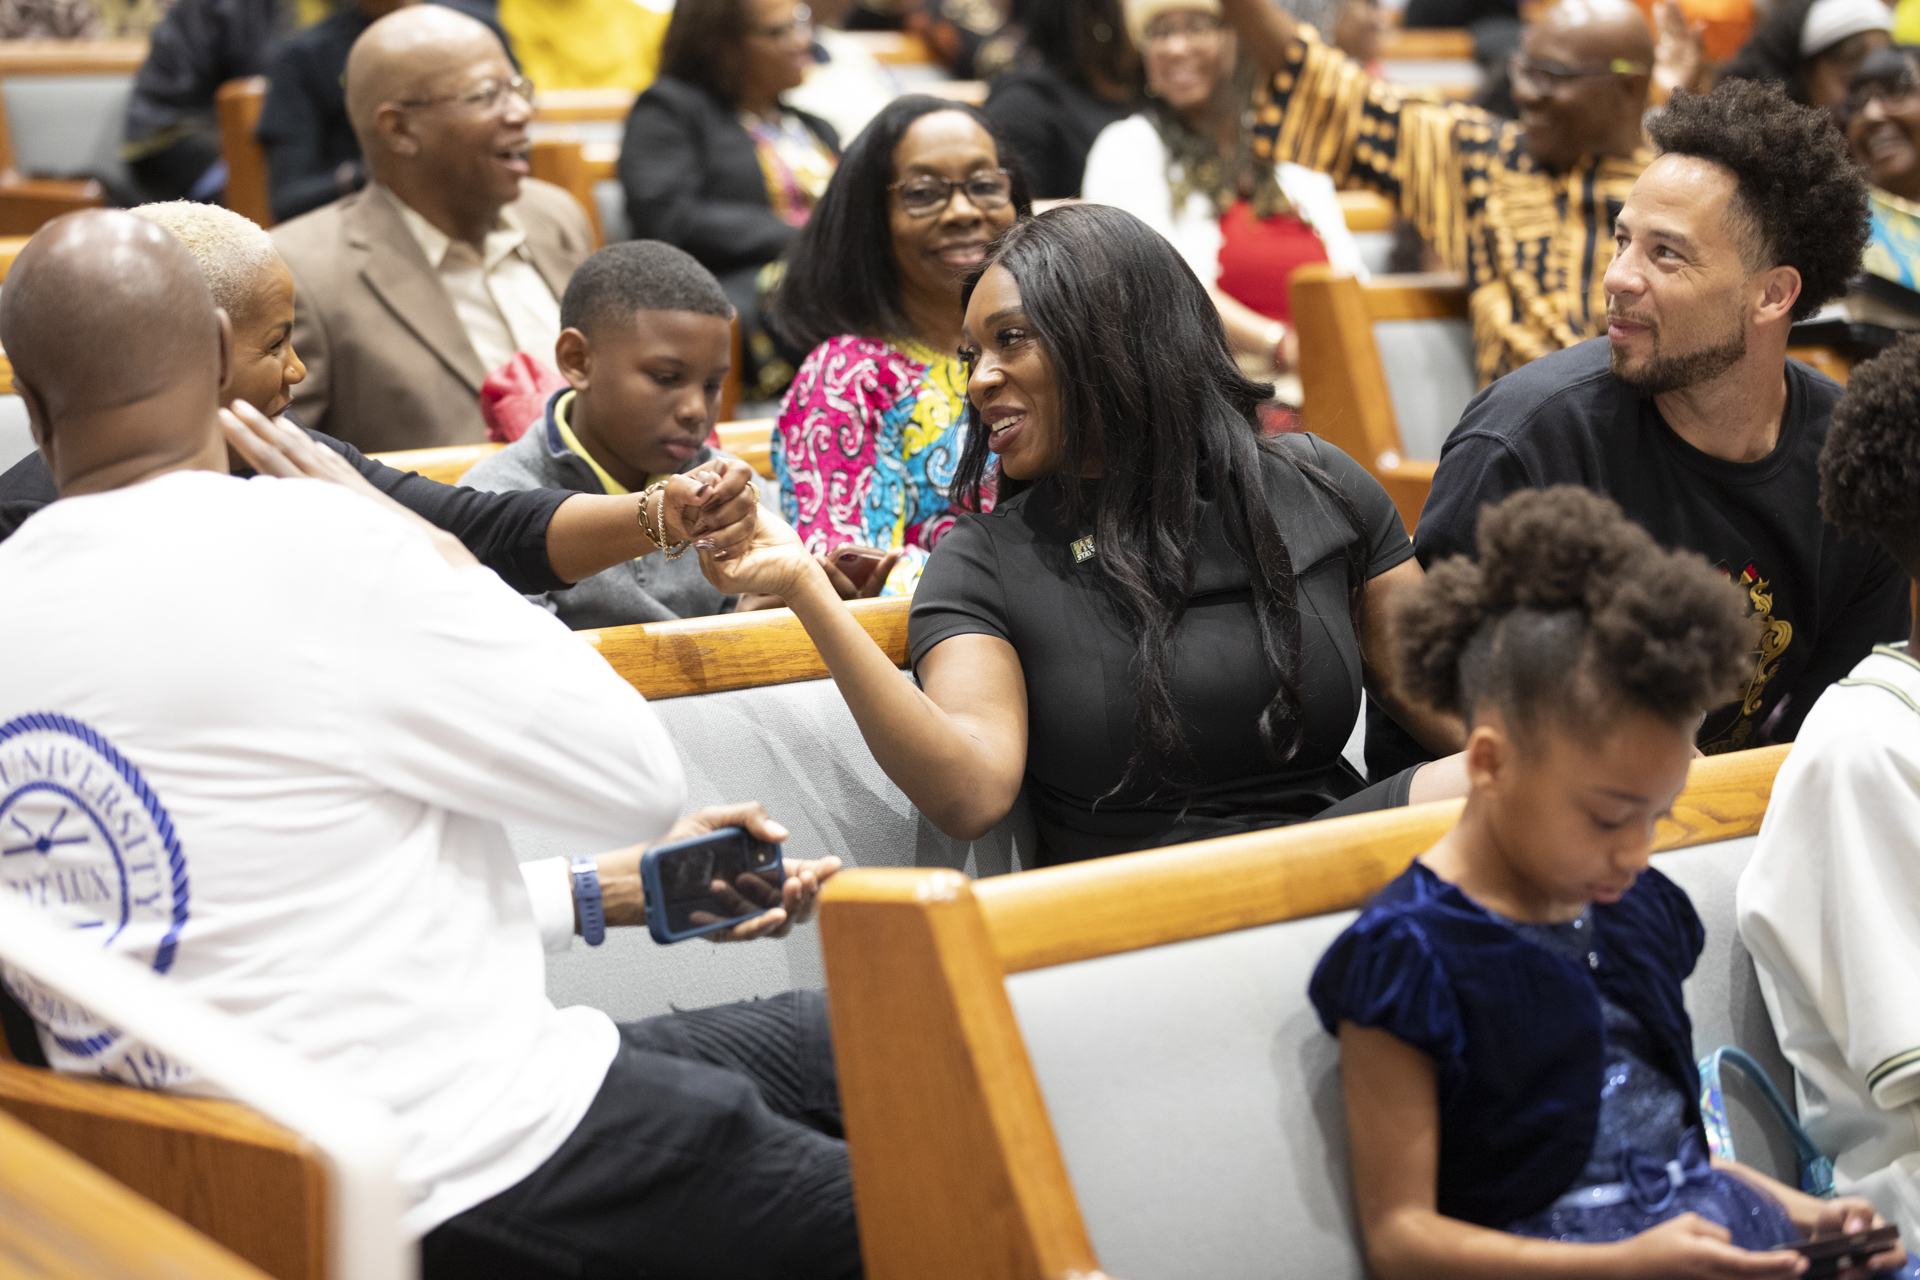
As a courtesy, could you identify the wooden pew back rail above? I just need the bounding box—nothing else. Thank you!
[1292,265,1472,531]
[821,745,1794,1280]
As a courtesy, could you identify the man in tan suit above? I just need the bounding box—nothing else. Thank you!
[273,4,593,453]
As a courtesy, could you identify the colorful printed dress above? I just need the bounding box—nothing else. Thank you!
[773,334,984,594]
[1863,186,1920,292]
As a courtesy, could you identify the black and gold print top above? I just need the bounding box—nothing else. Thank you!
[1246,27,1652,384]
[1412,340,1911,755]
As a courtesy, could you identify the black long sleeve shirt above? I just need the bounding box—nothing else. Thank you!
[0,428,571,595]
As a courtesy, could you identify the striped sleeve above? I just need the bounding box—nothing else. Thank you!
[1246,26,1511,275]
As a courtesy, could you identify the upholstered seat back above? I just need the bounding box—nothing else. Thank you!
[1005,836,1796,1280]
[512,676,1035,1021]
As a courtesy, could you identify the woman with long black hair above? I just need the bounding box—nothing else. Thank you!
[706,204,1463,866]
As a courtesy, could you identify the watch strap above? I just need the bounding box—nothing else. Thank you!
[569,855,606,947]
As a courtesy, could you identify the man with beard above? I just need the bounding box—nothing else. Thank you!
[1391,78,1908,764]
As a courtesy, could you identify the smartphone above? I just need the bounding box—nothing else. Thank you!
[831,545,890,592]
[1791,1224,1901,1278]
[641,827,785,944]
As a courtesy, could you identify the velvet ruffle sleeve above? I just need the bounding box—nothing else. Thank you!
[1310,908,1467,1074]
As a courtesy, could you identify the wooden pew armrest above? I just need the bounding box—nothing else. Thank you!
[1375,453,1436,532]
[0,1061,328,1279]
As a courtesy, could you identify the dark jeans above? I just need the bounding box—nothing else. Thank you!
[421,990,860,1280]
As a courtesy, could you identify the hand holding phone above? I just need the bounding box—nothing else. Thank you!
[1791,1224,1902,1279]
[641,826,784,944]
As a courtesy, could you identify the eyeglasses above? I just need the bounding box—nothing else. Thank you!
[750,3,811,41]
[1508,52,1647,93]
[398,73,536,116]
[890,169,1014,218]
[1846,75,1920,119]
[1142,13,1225,45]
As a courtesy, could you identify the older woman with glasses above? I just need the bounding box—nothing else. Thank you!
[1845,46,1920,296]
[766,97,1031,595]
[619,0,840,402]
[1082,0,1370,379]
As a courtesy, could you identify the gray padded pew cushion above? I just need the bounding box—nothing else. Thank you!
[1375,313,1477,462]
[0,397,32,475]
[513,675,1035,1022]
[2,76,135,196]
[1006,835,1790,1280]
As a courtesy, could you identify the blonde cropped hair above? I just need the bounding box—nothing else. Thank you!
[129,201,283,323]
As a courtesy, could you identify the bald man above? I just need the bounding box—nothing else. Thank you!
[272,4,594,452]
[1221,0,1670,383]
[0,210,860,1280]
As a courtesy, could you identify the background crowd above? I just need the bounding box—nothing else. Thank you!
[4,0,1920,1276]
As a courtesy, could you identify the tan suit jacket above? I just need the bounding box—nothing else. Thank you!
[273,179,593,454]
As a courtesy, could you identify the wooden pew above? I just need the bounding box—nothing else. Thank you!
[1378,26,1475,59]
[582,594,908,700]
[533,86,635,124]
[216,76,271,227]
[1786,345,1853,387]
[818,743,1791,1280]
[368,440,503,484]
[716,417,771,477]
[368,418,774,486]
[0,1058,328,1280]
[1335,188,1395,233]
[1290,264,1470,530]
[840,30,939,65]
[0,1105,275,1279]
[530,135,610,248]
[0,41,145,234]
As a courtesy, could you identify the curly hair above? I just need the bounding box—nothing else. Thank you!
[1394,488,1757,744]
[1646,78,1869,320]
[1820,334,1920,573]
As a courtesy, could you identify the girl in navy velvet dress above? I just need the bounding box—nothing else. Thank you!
[1311,487,1913,1280]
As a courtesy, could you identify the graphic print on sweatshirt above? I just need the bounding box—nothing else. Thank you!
[0,711,191,1086]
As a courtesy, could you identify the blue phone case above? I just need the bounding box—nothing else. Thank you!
[640,828,785,945]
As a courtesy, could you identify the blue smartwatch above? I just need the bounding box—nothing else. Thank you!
[569,856,606,947]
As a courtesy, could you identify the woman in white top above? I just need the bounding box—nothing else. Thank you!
[1082,0,1368,375]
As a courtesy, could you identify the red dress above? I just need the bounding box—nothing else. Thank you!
[1213,198,1331,325]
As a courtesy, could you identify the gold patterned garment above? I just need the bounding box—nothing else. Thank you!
[1246,27,1651,384]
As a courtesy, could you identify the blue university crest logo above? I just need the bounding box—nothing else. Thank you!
[0,712,190,1077]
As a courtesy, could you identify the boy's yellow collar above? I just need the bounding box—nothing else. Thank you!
[553,389,665,496]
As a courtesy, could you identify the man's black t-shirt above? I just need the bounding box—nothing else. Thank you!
[1391,338,1908,765]
[909,433,1415,866]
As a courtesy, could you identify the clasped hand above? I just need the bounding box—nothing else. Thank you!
[698,503,899,602]
[657,460,759,561]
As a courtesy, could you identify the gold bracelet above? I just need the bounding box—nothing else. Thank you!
[641,481,692,559]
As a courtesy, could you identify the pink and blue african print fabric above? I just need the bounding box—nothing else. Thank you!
[772,333,987,593]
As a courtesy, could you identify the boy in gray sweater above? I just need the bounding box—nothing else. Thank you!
[461,241,754,629]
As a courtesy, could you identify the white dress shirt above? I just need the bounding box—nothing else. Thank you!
[0,470,685,1236]
[387,185,563,378]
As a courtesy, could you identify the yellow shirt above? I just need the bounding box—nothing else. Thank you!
[551,389,657,496]
[501,0,671,91]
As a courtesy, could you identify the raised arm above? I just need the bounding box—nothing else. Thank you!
[223,404,760,591]
[1218,0,1299,77]
[701,511,1029,841]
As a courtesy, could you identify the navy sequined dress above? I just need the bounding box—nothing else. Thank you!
[1310,861,1794,1247]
